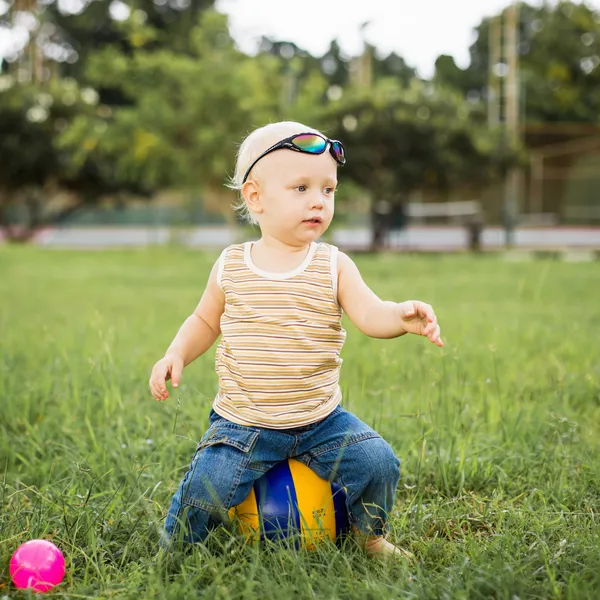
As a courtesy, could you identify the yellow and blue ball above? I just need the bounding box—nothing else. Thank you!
[228,459,349,549]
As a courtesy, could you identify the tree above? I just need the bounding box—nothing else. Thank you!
[325,78,520,249]
[58,10,289,191]
[0,77,144,240]
[0,0,231,239]
[434,1,600,123]
[0,7,296,239]
[257,38,418,105]
[372,51,417,86]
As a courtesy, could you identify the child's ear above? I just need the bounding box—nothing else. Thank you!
[242,180,263,216]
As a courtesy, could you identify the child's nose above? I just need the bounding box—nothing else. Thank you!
[310,193,325,209]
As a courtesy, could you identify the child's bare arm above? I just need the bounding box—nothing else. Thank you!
[337,252,443,345]
[167,260,225,364]
[149,260,225,401]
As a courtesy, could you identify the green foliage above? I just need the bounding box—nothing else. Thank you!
[519,2,600,122]
[1,248,600,597]
[260,39,416,94]
[435,1,600,123]
[0,76,138,233]
[42,0,217,82]
[0,80,73,191]
[326,79,519,201]
[0,0,228,234]
[56,10,286,193]
[372,51,417,86]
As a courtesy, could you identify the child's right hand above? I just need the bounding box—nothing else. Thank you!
[149,351,184,401]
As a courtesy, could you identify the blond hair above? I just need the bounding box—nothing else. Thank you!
[228,121,324,224]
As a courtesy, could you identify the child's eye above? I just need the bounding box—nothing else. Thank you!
[295,185,307,192]
[324,187,335,195]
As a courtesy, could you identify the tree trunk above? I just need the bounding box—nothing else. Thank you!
[0,188,84,244]
[370,195,398,252]
[369,201,383,252]
[0,190,35,243]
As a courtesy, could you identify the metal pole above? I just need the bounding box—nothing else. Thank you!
[488,15,502,127]
[12,0,40,83]
[503,2,521,247]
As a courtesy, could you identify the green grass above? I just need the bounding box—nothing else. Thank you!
[1,246,599,599]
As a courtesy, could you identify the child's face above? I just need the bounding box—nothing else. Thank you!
[249,147,338,246]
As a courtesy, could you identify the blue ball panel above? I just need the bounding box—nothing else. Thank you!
[331,481,349,538]
[254,460,301,541]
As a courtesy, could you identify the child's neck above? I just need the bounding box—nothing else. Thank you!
[250,237,313,274]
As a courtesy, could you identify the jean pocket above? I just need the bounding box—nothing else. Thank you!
[180,425,261,512]
[198,424,260,454]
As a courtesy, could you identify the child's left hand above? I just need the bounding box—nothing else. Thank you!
[398,301,444,347]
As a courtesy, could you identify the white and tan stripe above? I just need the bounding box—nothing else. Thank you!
[212,242,346,429]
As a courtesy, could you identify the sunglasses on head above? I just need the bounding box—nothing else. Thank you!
[242,132,346,184]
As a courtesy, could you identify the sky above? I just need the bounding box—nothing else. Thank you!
[217,0,600,78]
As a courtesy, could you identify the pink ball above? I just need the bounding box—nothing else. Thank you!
[9,539,65,594]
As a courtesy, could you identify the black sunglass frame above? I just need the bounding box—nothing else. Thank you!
[241,132,346,184]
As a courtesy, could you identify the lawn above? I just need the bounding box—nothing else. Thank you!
[1,246,599,599]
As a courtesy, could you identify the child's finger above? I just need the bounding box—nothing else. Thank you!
[399,301,416,318]
[424,319,438,336]
[170,360,183,388]
[150,379,166,400]
[429,324,440,339]
[419,303,436,323]
[429,325,443,347]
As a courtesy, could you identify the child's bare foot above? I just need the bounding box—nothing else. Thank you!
[352,526,414,561]
[363,536,413,559]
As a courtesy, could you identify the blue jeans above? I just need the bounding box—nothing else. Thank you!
[163,405,400,545]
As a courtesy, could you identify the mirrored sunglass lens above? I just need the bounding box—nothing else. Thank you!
[294,134,326,153]
[331,142,345,163]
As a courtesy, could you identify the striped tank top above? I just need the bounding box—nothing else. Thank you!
[212,241,346,429]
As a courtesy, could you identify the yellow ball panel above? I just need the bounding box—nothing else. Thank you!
[287,459,337,549]
[228,486,260,543]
